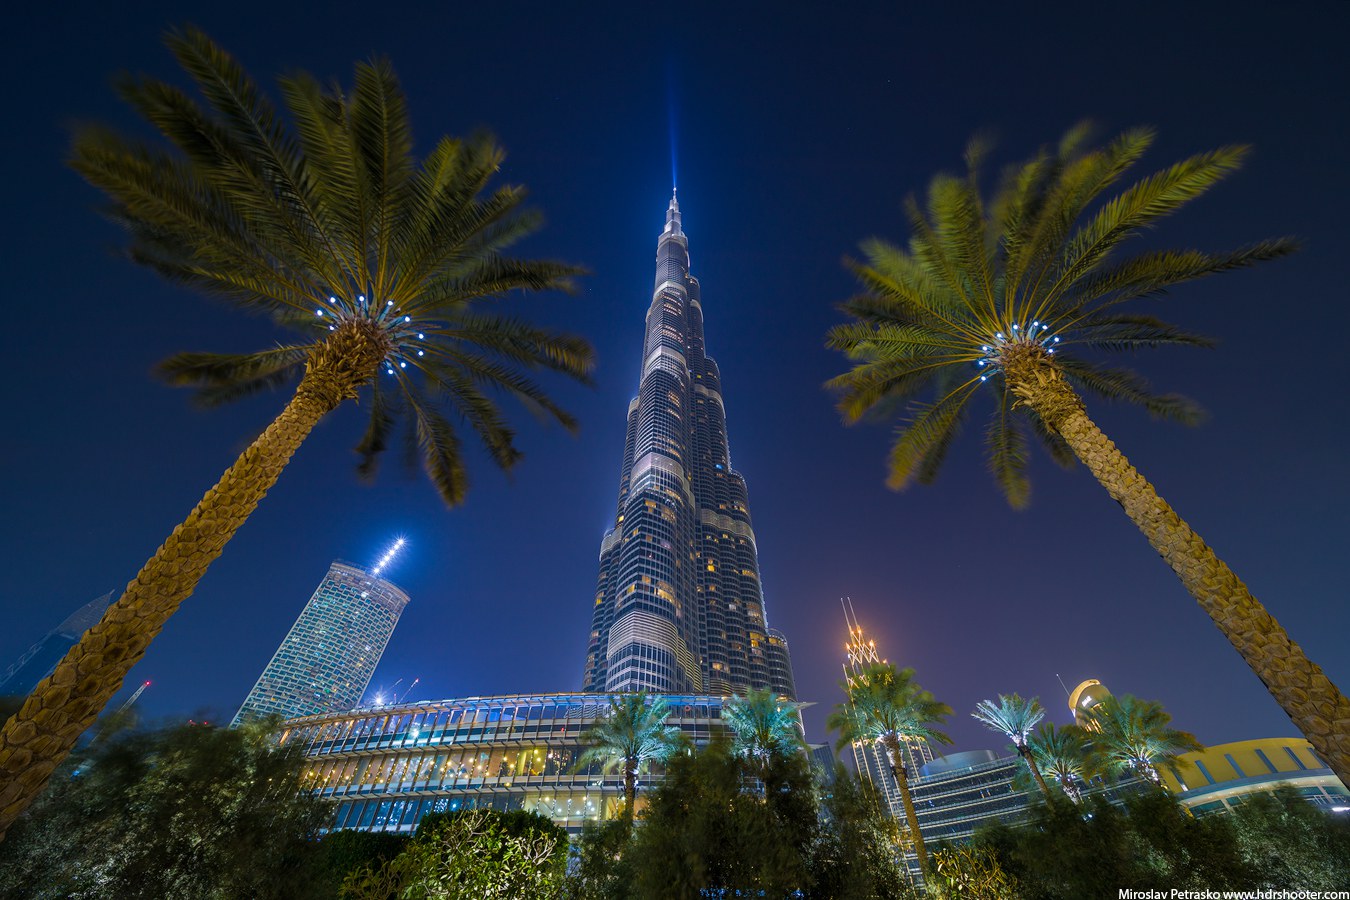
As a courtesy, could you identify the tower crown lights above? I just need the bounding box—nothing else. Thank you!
[371,538,406,577]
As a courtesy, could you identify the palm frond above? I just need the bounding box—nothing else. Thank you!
[986,388,1031,508]
[157,346,312,407]
[1057,357,1204,424]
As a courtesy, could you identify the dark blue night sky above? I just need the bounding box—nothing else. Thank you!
[3,1,1348,753]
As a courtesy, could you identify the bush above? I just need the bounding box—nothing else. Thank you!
[342,807,568,899]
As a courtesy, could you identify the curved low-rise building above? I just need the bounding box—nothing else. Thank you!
[278,693,729,833]
[1158,737,1349,817]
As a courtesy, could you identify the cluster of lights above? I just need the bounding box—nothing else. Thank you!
[975,321,1060,382]
[371,537,406,576]
[315,294,427,376]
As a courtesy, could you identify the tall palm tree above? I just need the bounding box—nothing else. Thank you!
[827,662,952,876]
[0,30,594,840]
[1027,722,1092,803]
[721,689,806,784]
[575,693,683,824]
[971,694,1052,798]
[826,125,1350,786]
[1083,694,1202,786]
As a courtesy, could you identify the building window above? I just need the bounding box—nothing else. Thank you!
[1284,746,1309,771]
[1253,748,1279,774]
[1194,760,1217,785]
[1223,753,1246,778]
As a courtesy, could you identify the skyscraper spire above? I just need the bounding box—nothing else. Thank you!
[583,193,795,699]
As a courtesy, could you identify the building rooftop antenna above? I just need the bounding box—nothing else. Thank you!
[1055,673,1072,697]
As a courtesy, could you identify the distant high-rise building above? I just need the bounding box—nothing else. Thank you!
[0,591,115,696]
[839,599,933,819]
[233,547,410,726]
[582,191,795,698]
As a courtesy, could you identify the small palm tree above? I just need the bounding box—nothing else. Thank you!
[971,694,1051,798]
[1083,694,1202,786]
[575,693,683,824]
[721,689,805,784]
[827,662,952,875]
[0,30,594,839]
[1027,722,1092,803]
[826,124,1350,786]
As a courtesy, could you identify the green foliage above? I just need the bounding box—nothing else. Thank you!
[564,819,637,900]
[971,788,1323,897]
[826,124,1295,506]
[721,689,806,779]
[828,663,952,761]
[0,720,331,899]
[315,830,410,898]
[1025,722,1093,802]
[810,769,919,899]
[342,807,567,900]
[575,692,684,817]
[71,28,594,507]
[628,740,815,898]
[971,694,1045,749]
[1225,787,1350,889]
[1083,694,1203,784]
[929,845,1019,899]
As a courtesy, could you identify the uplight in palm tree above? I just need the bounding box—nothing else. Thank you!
[976,322,1059,381]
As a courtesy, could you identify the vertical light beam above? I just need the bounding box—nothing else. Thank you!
[667,64,679,189]
[371,537,406,576]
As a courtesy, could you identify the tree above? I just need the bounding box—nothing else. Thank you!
[976,789,1251,897]
[1084,694,1203,786]
[972,693,1052,798]
[342,808,567,900]
[720,688,806,784]
[0,719,331,899]
[0,29,594,838]
[827,662,952,875]
[575,692,683,823]
[1026,721,1092,803]
[628,739,815,898]
[825,125,1350,785]
[810,769,918,899]
[1225,787,1350,889]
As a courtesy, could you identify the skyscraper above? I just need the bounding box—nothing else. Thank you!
[0,591,115,696]
[233,548,410,726]
[583,191,796,699]
[840,599,933,819]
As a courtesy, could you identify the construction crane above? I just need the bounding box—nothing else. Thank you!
[116,680,151,716]
[89,680,151,745]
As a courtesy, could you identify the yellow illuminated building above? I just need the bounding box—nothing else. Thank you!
[1159,737,1349,818]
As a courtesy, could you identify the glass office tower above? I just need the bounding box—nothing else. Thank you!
[0,591,115,696]
[233,561,410,726]
[582,191,796,699]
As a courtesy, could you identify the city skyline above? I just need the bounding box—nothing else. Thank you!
[2,2,1348,754]
[583,192,796,699]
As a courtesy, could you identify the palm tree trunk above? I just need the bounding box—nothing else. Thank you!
[623,761,637,824]
[1007,356,1350,789]
[883,735,929,878]
[0,324,385,842]
[1019,745,1053,799]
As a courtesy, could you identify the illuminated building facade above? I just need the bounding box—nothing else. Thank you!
[839,601,933,820]
[1159,737,1350,817]
[582,192,795,699]
[1067,678,1112,726]
[280,693,730,833]
[233,559,410,726]
[0,591,115,696]
[903,749,1147,880]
